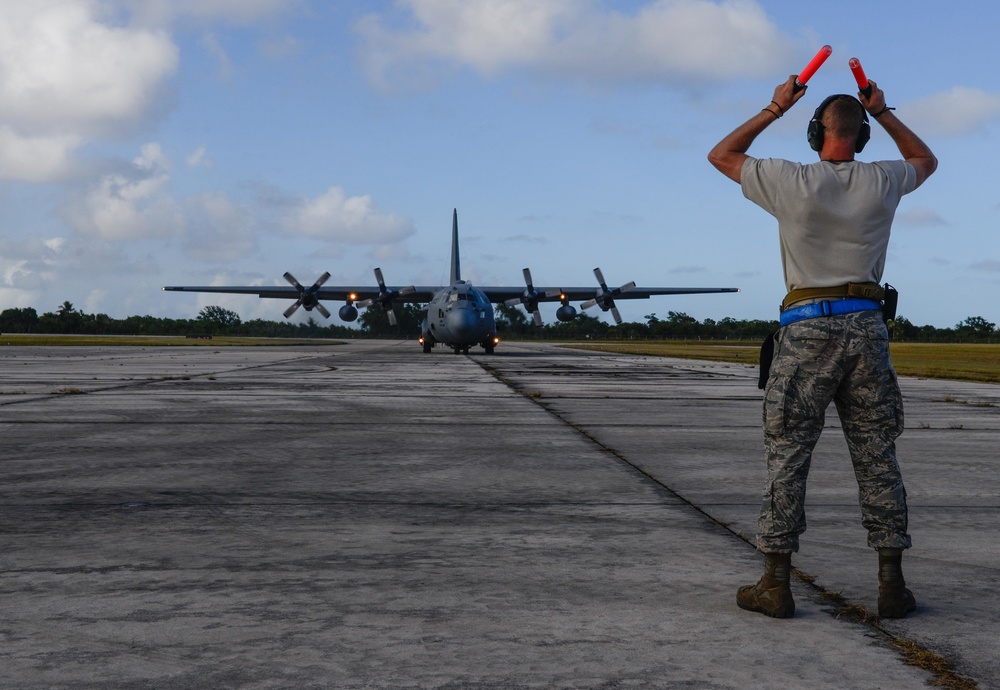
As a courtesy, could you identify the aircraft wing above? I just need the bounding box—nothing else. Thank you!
[163,270,441,321]
[479,286,740,303]
[478,267,739,325]
[161,284,440,303]
[163,265,739,325]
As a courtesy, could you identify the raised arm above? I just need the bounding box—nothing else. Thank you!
[860,80,938,188]
[708,75,807,183]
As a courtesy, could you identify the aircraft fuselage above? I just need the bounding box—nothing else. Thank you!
[421,281,498,354]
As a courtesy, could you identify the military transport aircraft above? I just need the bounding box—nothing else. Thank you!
[164,209,738,354]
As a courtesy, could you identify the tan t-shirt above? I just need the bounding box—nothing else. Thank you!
[741,158,917,292]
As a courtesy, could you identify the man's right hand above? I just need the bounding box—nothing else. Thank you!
[773,75,808,114]
[858,79,887,116]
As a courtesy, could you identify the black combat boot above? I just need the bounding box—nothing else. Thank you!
[737,552,795,618]
[878,547,916,618]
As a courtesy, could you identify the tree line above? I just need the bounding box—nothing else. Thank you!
[1,301,998,343]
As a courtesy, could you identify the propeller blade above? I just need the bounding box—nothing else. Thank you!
[313,272,331,289]
[593,267,608,289]
[611,306,623,325]
[619,281,636,294]
[581,298,598,310]
[532,309,543,327]
[504,297,523,307]
[356,298,374,308]
[284,301,302,318]
[523,267,534,291]
[284,272,304,290]
[399,286,416,296]
[388,310,398,326]
[374,267,387,291]
[315,302,331,319]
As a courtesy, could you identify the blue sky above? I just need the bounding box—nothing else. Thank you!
[2,0,998,328]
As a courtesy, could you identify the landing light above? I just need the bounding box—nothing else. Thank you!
[493,336,500,345]
[349,292,357,301]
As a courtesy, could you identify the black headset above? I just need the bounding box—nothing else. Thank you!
[807,94,871,153]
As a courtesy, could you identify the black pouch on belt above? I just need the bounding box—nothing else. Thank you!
[881,283,898,324]
[758,330,778,390]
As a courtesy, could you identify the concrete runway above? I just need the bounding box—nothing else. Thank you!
[2,339,997,689]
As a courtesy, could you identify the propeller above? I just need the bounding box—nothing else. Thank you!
[283,271,331,319]
[503,268,558,327]
[356,267,415,326]
[580,267,635,325]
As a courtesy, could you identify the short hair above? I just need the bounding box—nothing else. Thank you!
[822,96,866,142]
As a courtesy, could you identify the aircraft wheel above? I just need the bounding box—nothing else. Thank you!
[423,341,432,353]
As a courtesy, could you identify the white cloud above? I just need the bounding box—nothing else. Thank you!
[186,145,211,168]
[44,237,67,253]
[3,258,33,287]
[260,34,305,59]
[0,1,179,181]
[182,192,259,261]
[202,31,234,79]
[282,187,415,245]
[903,86,1000,137]
[0,235,71,302]
[84,288,109,314]
[0,286,40,310]
[970,259,1000,273]
[369,244,410,263]
[0,127,81,182]
[65,143,186,240]
[896,207,948,227]
[356,0,795,90]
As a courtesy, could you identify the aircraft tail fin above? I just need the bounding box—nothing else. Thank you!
[450,208,461,285]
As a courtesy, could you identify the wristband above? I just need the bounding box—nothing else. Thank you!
[872,105,895,118]
[770,100,784,116]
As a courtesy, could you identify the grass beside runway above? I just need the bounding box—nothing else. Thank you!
[565,341,1000,384]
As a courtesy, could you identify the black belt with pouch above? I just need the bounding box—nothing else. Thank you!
[758,283,899,389]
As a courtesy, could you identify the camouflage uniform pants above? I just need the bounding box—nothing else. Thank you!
[758,309,911,553]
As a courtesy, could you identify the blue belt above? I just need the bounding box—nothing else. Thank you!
[779,298,881,327]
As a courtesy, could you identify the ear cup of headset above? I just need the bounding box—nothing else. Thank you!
[855,120,870,153]
[807,119,824,152]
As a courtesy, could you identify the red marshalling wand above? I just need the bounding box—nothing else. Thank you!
[849,57,873,97]
[794,45,833,92]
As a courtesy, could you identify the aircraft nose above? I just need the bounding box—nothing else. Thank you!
[446,308,481,340]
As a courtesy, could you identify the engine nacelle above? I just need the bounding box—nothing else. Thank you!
[556,304,577,322]
[339,304,359,322]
